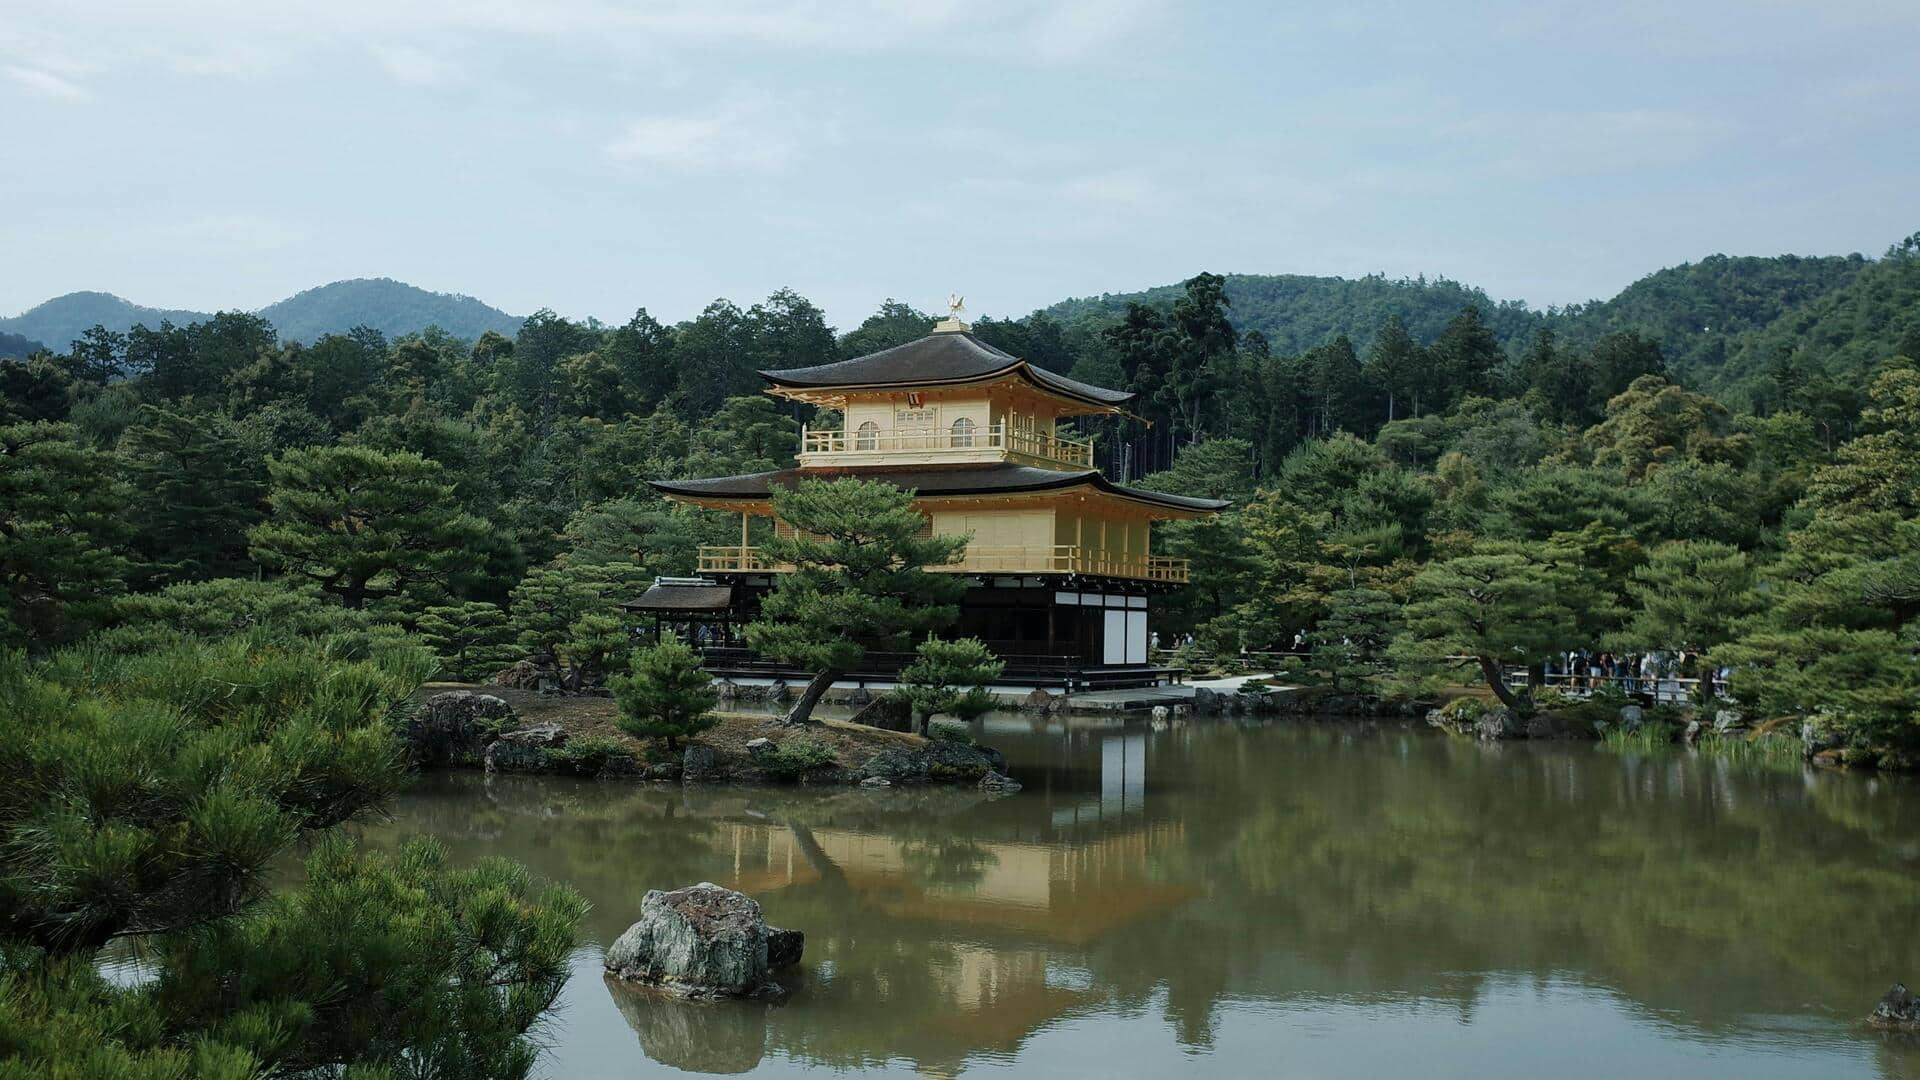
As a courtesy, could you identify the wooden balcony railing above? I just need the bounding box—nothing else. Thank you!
[697,545,776,572]
[696,543,1189,582]
[800,423,1093,468]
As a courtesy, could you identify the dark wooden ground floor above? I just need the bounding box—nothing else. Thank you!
[625,574,1185,691]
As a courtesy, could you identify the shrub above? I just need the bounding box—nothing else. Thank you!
[929,721,974,745]
[546,734,636,776]
[610,634,718,751]
[759,737,837,779]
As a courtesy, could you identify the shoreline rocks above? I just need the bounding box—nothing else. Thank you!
[1871,984,1920,1031]
[406,690,1022,791]
[604,883,803,1000]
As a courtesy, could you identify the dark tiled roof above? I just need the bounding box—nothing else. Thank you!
[622,583,735,611]
[760,330,1134,407]
[649,463,1229,513]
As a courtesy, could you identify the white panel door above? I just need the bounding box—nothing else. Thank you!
[1102,609,1127,665]
[1126,611,1148,664]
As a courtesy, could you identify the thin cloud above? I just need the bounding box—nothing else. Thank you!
[603,96,800,173]
[371,44,462,86]
[4,64,90,101]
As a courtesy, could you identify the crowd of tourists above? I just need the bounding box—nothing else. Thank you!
[1543,649,1732,702]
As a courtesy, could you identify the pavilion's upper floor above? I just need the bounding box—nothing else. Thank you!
[763,319,1130,472]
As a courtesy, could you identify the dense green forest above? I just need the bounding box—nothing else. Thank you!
[3,231,1918,763]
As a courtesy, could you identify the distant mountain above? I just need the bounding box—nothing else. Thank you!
[1549,254,1870,387]
[257,278,522,344]
[1041,273,1544,355]
[0,330,47,359]
[0,292,211,353]
[0,278,523,352]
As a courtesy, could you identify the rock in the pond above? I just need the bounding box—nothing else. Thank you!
[407,690,516,767]
[713,678,738,702]
[766,679,791,703]
[1618,704,1644,730]
[1473,706,1523,741]
[766,927,804,970]
[1683,719,1704,745]
[604,883,796,999]
[683,744,719,782]
[1802,719,1843,760]
[979,772,1023,793]
[1871,984,1920,1030]
[484,723,567,773]
[1192,687,1223,715]
[1022,687,1059,713]
[645,762,683,782]
[1712,709,1748,734]
[860,776,892,788]
[859,747,930,784]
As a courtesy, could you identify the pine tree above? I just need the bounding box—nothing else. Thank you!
[0,421,130,648]
[0,635,584,1076]
[121,404,265,586]
[248,445,489,611]
[611,633,719,751]
[508,559,649,687]
[417,600,519,681]
[897,635,1005,735]
[745,478,969,725]
[1396,539,1621,710]
[1364,315,1423,421]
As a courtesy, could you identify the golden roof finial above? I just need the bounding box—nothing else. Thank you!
[933,292,970,333]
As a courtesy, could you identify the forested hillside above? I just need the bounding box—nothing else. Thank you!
[1547,253,1868,389]
[1044,273,1543,356]
[259,278,523,343]
[0,330,43,359]
[1714,238,1920,408]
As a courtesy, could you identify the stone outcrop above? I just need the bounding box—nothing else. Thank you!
[1802,719,1843,760]
[1021,688,1061,713]
[405,690,515,767]
[488,660,546,690]
[484,723,567,773]
[683,744,720,782]
[1871,984,1920,1030]
[603,883,803,1000]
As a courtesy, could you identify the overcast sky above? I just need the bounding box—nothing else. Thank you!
[3,1,1916,327]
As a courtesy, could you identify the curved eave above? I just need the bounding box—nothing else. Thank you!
[648,470,1228,519]
[759,360,1134,413]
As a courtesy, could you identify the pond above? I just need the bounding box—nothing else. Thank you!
[370,714,1920,1078]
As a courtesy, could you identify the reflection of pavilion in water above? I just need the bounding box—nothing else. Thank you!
[680,737,1183,1077]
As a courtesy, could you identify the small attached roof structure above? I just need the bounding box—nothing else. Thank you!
[760,328,1134,414]
[622,580,735,612]
[648,463,1230,517]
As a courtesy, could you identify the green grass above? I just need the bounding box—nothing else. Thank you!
[1601,721,1680,754]
[1697,732,1804,770]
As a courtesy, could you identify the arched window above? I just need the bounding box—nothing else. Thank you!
[950,416,976,448]
[855,420,879,450]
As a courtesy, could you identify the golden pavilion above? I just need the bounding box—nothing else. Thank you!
[638,304,1229,691]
